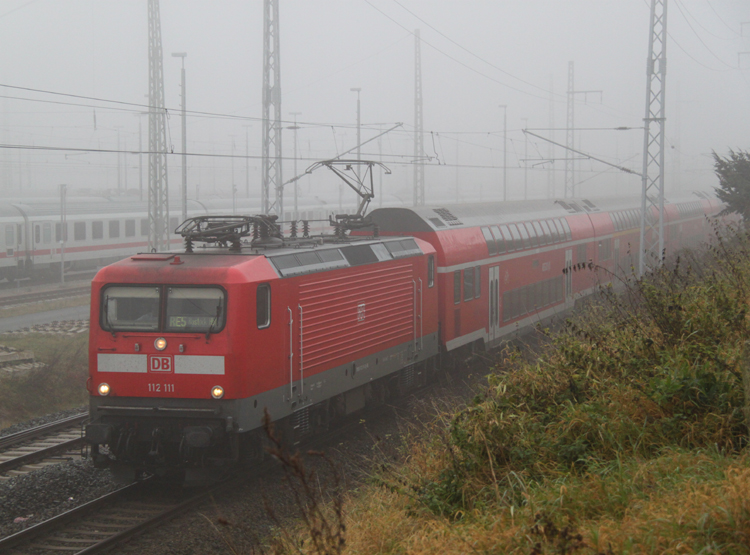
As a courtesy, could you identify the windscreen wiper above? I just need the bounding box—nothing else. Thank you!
[103,295,116,338]
[205,304,223,340]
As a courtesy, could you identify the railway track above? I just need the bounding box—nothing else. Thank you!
[0,459,279,554]
[0,402,388,554]
[0,413,88,479]
[0,285,90,308]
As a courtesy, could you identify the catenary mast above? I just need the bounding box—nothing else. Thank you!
[564,61,574,198]
[261,0,283,217]
[639,0,668,276]
[147,0,170,252]
[413,29,425,207]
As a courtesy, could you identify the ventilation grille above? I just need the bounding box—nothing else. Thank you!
[433,208,463,226]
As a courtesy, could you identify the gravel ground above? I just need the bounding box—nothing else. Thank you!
[0,458,119,539]
[0,406,87,439]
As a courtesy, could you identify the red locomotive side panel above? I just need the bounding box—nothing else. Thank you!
[299,262,417,371]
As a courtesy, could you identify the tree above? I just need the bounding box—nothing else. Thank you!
[714,149,750,221]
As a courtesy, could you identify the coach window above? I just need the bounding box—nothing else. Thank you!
[34,225,40,244]
[428,255,435,287]
[539,220,553,244]
[92,221,103,240]
[577,243,587,264]
[560,219,572,241]
[545,220,558,243]
[463,267,474,301]
[551,220,565,243]
[42,223,51,244]
[524,223,539,248]
[74,222,86,241]
[453,270,461,304]
[140,219,149,236]
[490,226,506,254]
[125,220,136,237]
[508,224,523,251]
[109,220,120,239]
[499,225,513,251]
[474,265,481,298]
[257,284,271,329]
[532,221,546,245]
[481,227,496,255]
[5,224,14,246]
[517,223,530,249]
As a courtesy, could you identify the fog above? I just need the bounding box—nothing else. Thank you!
[0,0,748,208]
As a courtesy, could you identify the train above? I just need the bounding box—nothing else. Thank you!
[0,194,364,283]
[82,191,724,481]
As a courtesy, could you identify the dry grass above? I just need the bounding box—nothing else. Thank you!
[0,333,88,428]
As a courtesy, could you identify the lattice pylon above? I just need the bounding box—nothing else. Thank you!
[564,61,575,199]
[147,0,170,252]
[639,0,668,275]
[262,0,283,217]
[413,29,425,207]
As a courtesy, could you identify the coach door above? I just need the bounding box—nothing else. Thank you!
[564,249,573,300]
[488,265,500,342]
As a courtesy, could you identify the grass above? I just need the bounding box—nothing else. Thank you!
[0,333,88,428]
[262,223,750,554]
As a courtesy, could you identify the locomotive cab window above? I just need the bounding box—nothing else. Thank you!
[257,284,271,329]
[101,286,161,332]
[165,287,226,333]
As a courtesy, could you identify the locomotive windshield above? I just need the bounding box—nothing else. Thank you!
[101,285,226,333]
[102,286,160,331]
[165,287,225,333]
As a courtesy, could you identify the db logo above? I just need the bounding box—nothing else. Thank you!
[148,355,173,373]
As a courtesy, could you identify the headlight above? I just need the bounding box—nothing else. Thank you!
[154,337,167,351]
[211,386,224,399]
[98,383,110,396]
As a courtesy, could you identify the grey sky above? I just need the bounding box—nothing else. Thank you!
[0,0,747,208]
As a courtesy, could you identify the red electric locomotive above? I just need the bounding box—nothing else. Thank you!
[85,214,438,479]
